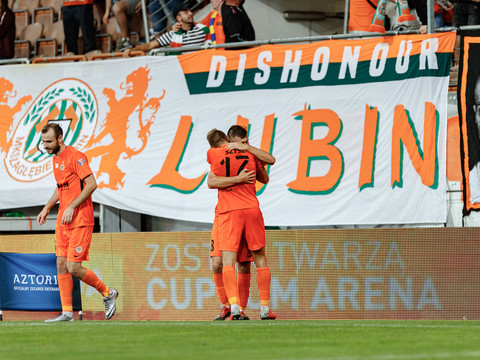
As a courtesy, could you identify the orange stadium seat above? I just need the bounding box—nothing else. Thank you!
[35,21,65,57]
[17,0,41,17]
[13,9,29,40]
[15,22,43,59]
[33,6,55,29]
[95,33,112,53]
[40,0,63,20]
[14,40,30,59]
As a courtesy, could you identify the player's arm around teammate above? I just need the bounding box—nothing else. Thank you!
[225,141,275,166]
[207,168,255,189]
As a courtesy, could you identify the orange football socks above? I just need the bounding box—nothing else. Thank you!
[222,265,239,305]
[237,272,251,310]
[82,269,109,297]
[256,267,271,307]
[213,272,229,306]
[58,272,73,312]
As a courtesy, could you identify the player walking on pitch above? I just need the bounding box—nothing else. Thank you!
[37,123,118,322]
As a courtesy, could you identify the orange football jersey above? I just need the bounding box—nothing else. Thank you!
[207,145,263,213]
[52,146,94,228]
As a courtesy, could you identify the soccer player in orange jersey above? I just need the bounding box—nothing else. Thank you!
[37,123,118,322]
[206,127,276,320]
[207,126,274,320]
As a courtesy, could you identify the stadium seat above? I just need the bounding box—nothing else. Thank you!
[32,6,55,29]
[14,40,30,59]
[95,33,112,53]
[17,0,41,17]
[40,0,63,20]
[35,21,65,57]
[34,39,56,58]
[13,9,29,40]
[16,22,43,59]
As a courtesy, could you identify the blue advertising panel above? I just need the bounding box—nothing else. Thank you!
[0,253,81,311]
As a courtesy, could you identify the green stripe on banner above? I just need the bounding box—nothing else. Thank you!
[184,53,453,94]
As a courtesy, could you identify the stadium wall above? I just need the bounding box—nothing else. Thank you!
[1,228,479,321]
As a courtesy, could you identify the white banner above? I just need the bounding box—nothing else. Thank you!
[0,33,455,226]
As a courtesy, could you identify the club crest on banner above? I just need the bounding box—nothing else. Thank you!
[4,79,98,182]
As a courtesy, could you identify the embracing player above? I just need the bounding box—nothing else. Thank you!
[207,126,276,320]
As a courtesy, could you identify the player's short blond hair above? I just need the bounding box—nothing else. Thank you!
[207,129,228,148]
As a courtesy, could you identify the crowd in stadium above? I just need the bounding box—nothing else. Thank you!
[0,0,256,61]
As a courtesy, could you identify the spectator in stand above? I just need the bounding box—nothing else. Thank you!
[199,0,225,46]
[123,3,208,56]
[453,0,480,27]
[198,0,254,48]
[385,0,421,31]
[221,0,254,44]
[104,0,142,51]
[0,0,14,60]
[406,0,454,32]
[149,0,182,36]
[348,0,378,33]
[63,0,97,55]
[434,0,455,27]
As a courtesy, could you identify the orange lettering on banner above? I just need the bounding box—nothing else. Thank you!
[236,115,249,131]
[256,114,276,194]
[391,102,438,189]
[148,116,207,193]
[359,105,379,191]
[287,105,344,194]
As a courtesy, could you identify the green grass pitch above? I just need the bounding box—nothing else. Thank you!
[1,320,480,360]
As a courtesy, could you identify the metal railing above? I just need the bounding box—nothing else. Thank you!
[0,58,30,65]
[147,28,432,55]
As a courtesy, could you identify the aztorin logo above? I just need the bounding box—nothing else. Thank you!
[4,79,98,182]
